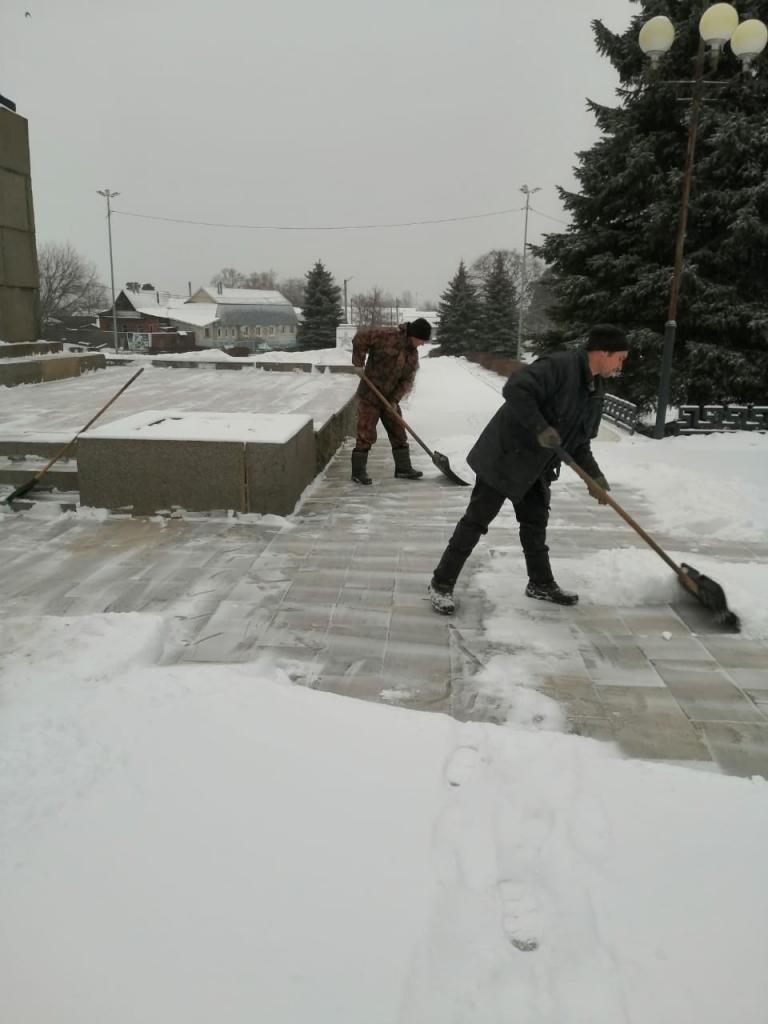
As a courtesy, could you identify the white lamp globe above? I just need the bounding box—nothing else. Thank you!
[699,3,739,49]
[639,16,676,63]
[730,18,768,66]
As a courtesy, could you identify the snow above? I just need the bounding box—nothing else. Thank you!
[1,614,767,1024]
[83,410,313,444]
[2,350,768,1022]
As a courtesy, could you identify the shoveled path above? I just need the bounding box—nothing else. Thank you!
[1,439,766,777]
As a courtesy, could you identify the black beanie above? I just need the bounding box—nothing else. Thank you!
[585,324,629,352]
[407,317,432,341]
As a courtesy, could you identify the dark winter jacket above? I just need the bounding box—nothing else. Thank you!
[352,325,420,406]
[467,348,605,501]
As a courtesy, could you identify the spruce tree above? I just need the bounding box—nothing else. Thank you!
[436,261,482,355]
[479,251,518,354]
[534,0,768,409]
[296,260,343,350]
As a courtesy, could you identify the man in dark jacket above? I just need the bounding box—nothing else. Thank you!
[350,317,432,484]
[428,324,629,614]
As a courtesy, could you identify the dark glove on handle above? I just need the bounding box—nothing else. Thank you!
[537,426,562,450]
[589,474,610,504]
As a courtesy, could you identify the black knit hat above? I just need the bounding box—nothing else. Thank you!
[407,317,432,341]
[585,324,629,352]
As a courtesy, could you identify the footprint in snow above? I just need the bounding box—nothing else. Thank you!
[498,879,540,952]
[444,745,480,787]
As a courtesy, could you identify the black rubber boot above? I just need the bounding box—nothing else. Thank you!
[525,581,579,606]
[393,445,423,480]
[351,448,372,485]
[428,578,455,615]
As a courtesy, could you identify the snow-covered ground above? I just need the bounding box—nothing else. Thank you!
[2,351,768,1023]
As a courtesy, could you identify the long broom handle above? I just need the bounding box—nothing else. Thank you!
[555,444,696,591]
[357,370,435,458]
[4,367,144,502]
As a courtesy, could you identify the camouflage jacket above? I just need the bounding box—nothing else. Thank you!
[351,324,420,406]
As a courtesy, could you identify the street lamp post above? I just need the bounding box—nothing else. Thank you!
[343,276,353,325]
[638,5,767,438]
[97,188,120,353]
[517,184,540,360]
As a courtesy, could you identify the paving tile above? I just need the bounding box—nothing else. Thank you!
[652,661,766,723]
[579,637,664,688]
[724,667,768,691]
[698,722,768,778]
[701,637,768,670]
[637,635,717,663]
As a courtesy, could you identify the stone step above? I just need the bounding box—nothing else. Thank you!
[0,437,73,458]
[0,341,63,360]
[0,485,79,512]
[0,456,79,490]
[0,352,106,387]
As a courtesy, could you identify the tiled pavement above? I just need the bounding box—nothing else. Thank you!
[1,439,766,777]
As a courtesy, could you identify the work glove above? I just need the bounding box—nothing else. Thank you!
[588,474,610,505]
[537,425,561,450]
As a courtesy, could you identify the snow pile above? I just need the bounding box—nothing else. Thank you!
[1,613,767,1023]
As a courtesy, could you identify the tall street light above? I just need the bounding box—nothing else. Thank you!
[517,184,540,360]
[638,5,767,438]
[97,188,120,353]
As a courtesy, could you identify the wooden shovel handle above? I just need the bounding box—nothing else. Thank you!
[357,370,435,459]
[555,444,692,587]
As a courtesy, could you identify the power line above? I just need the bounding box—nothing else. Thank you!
[529,206,570,226]
[111,203,569,233]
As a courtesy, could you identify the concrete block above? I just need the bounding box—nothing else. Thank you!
[0,358,41,387]
[314,394,357,471]
[78,435,246,514]
[0,227,38,287]
[0,284,40,343]
[0,169,30,231]
[0,341,62,359]
[0,109,31,176]
[39,352,105,381]
[77,410,317,516]
[245,418,315,515]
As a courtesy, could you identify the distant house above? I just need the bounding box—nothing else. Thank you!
[98,287,208,352]
[188,285,299,353]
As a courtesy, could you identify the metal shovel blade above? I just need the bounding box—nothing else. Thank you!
[432,450,469,486]
[680,563,741,632]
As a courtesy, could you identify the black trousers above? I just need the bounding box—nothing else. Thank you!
[433,476,553,588]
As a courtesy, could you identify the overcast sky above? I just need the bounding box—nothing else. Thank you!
[2,0,635,306]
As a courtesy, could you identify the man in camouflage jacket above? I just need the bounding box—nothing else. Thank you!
[350,317,432,484]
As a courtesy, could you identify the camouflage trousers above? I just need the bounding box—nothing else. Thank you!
[355,398,407,451]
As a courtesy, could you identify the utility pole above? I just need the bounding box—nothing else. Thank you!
[97,188,120,353]
[517,184,540,360]
[343,276,353,324]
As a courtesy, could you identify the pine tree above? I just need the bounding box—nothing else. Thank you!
[436,261,482,355]
[296,261,343,350]
[478,251,518,354]
[534,0,768,409]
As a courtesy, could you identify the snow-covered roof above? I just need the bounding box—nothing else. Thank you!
[131,303,219,328]
[199,287,292,306]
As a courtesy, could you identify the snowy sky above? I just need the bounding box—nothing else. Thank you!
[1,0,635,303]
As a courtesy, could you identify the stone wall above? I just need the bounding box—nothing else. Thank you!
[0,108,41,343]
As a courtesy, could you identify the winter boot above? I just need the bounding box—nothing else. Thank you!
[524,580,579,606]
[393,445,423,480]
[351,448,372,485]
[428,577,456,615]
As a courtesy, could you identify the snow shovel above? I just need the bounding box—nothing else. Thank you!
[555,445,740,632]
[358,370,469,486]
[2,367,145,506]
